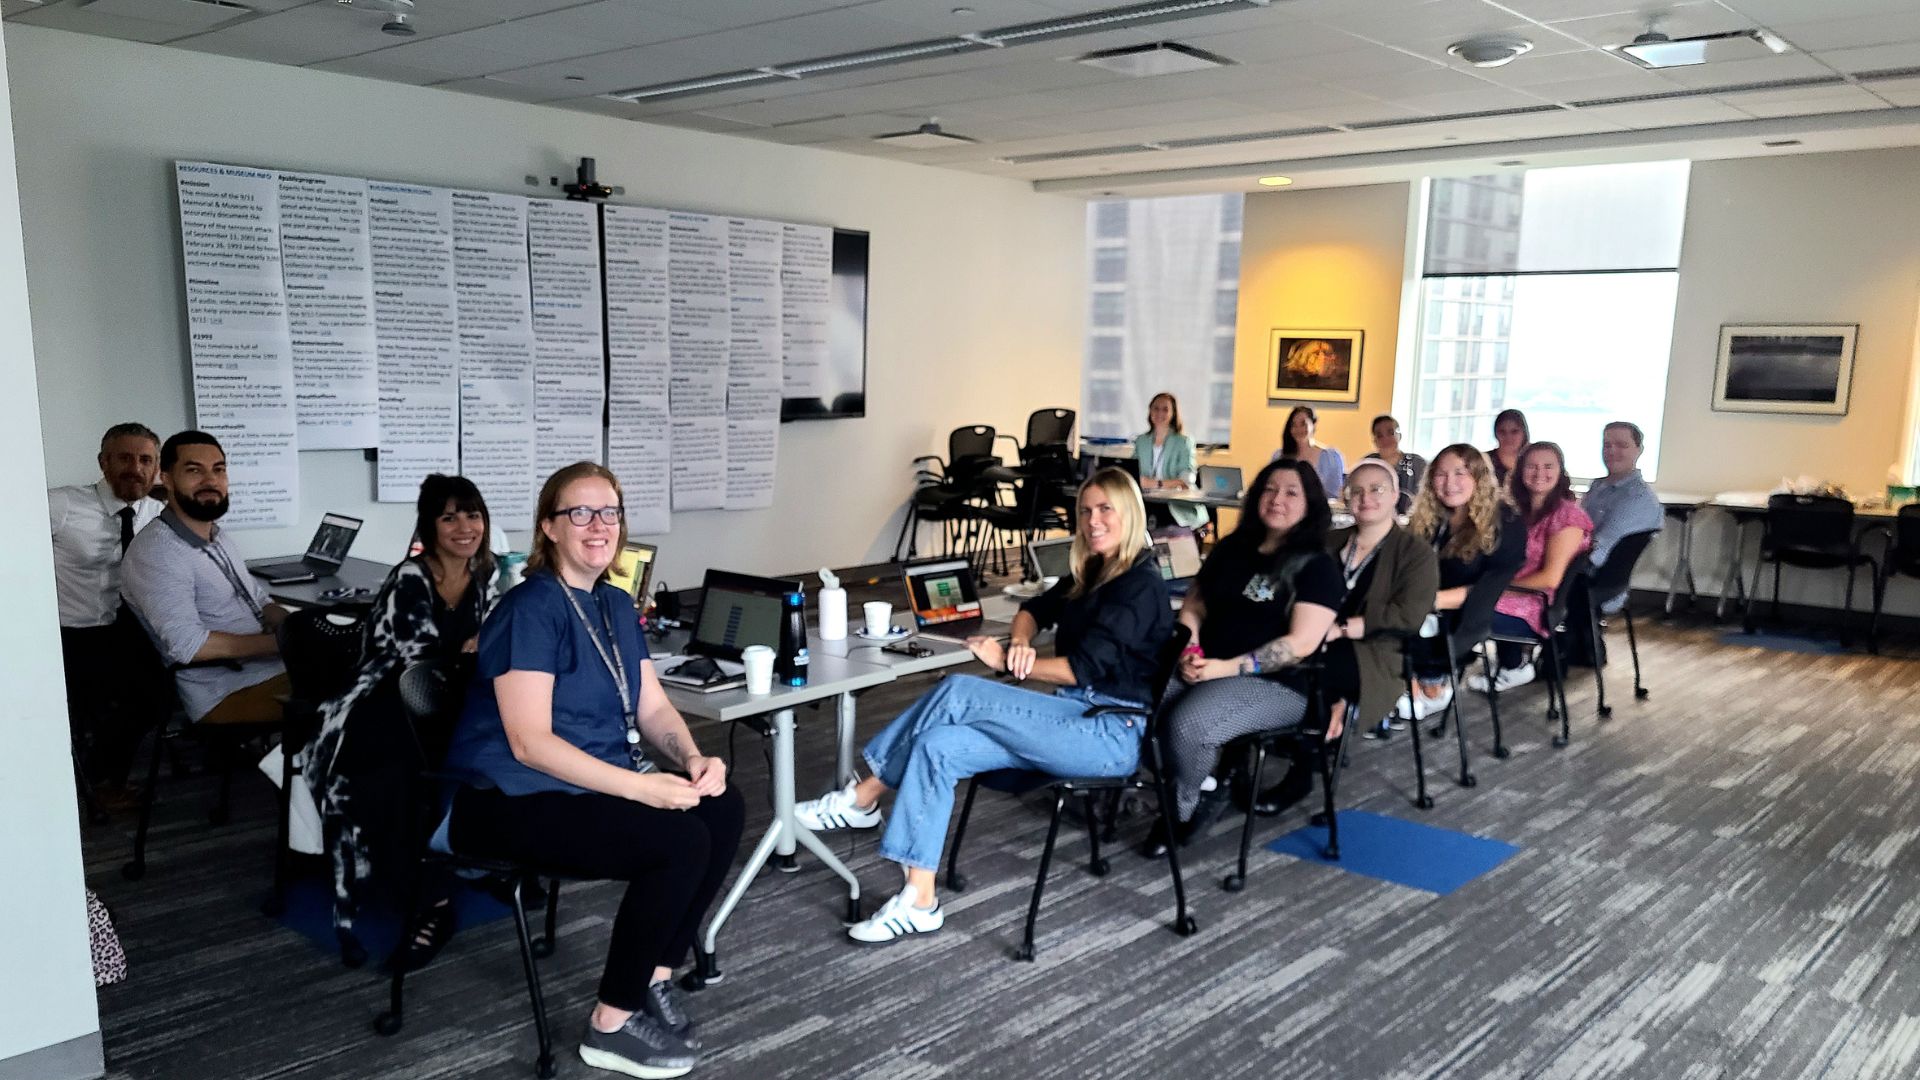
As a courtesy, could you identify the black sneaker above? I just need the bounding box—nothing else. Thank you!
[1252,764,1313,817]
[1175,784,1232,845]
[579,1012,697,1079]
[641,979,699,1047]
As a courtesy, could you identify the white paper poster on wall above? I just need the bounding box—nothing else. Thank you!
[174,161,298,528]
[726,217,782,510]
[667,211,729,511]
[780,222,833,401]
[603,204,673,535]
[451,190,537,527]
[528,199,606,477]
[276,170,379,450]
[367,181,460,502]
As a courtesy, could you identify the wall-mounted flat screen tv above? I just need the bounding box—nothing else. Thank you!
[782,228,868,421]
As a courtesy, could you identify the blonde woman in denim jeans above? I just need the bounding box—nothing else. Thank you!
[796,468,1172,945]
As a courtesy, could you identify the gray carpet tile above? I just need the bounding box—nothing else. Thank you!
[76,609,1920,1080]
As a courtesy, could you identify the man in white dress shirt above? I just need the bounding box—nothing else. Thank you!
[48,422,168,804]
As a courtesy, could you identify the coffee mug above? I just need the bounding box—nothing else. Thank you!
[863,601,893,637]
[742,644,774,695]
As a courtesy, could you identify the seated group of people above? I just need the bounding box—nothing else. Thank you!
[48,401,1662,1080]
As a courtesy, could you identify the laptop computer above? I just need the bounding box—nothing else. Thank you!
[1027,535,1075,584]
[902,557,991,644]
[605,541,659,614]
[657,570,798,693]
[249,513,363,584]
[1151,527,1203,593]
[1196,464,1244,500]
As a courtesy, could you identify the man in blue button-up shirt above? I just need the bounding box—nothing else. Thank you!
[1581,422,1665,612]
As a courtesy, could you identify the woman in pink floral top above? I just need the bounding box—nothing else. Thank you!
[1470,441,1592,693]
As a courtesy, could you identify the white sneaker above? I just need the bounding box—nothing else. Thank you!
[1412,682,1454,720]
[1469,663,1536,693]
[846,888,944,945]
[794,783,881,832]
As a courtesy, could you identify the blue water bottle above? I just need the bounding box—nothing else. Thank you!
[775,588,809,686]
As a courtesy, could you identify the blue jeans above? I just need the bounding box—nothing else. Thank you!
[863,674,1145,872]
[1491,612,1537,669]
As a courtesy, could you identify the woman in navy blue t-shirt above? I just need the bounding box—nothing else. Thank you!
[442,462,742,1079]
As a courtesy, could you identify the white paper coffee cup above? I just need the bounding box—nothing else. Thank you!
[863,601,893,637]
[742,644,774,695]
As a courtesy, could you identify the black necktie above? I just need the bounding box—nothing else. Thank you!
[118,506,135,554]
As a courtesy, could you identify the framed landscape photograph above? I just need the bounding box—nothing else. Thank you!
[1712,324,1857,415]
[1268,328,1363,404]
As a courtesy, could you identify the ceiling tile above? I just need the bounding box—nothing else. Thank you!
[1721,0,1920,23]
[483,43,749,94]
[1327,64,1502,99]
[1816,41,1920,74]
[1220,80,1399,114]
[309,53,461,86]
[433,76,573,104]
[1652,51,1841,88]
[8,2,199,43]
[1522,69,1686,103]
[517,1,717,47]
[1272,45,1451,81]
[1764,12,1920,52]
[1573,96,1757,127]
[1864,75,1920,105]
[1461,45,1644,87]
[607,0,858,32]
[171,6,396,67]
[1481,0,1646,21]
[1390,84,1560,115]
[1178,20,1376,63]
[1546,2,1753,49]
[1714,83,1892,117]
[740,7,945,54]
[852,0,1063,35]
[407,21,622,67]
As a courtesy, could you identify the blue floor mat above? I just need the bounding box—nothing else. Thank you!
[1266,810,1519,895]
[1716,628,1848,655]
[269,877,514,960]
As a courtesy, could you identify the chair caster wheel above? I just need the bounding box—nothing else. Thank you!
[1459,774,1478,789]
[1089,858,1110,877]
[777,853,799,873]
[260,895,285,918]
[1013,943,1036,962]
[946,872,968,893]
[373,1012,403,1037]
[121,861,146,882]
[1326,846,1340,861]
[1427,724,1447,739]
[531,939,555,959]
[844,897,863,926]
[1222,874,1245,893]
[1551,735,1569,749]
[1415,795,1435,810]
[1635,689,1650,701]
[678,971,707,991]
[1176,915,1199,937]
[537,1053,557,1079]
[1493,746,1512,760]
[1598,706,1613,720]
[1308,811,1330,827]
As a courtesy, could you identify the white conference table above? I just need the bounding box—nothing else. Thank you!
[1655,490,1906,618]
[659,624,975,987]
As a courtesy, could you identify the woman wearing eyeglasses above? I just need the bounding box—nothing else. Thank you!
[1322,461,1438,747]
[441,462,743,1080]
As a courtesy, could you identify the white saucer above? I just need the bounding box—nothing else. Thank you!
[855,626,912,641]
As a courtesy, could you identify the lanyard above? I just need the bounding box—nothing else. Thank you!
[558,580,653,773]
[1341,536,1380,591]
[202,543,266,625]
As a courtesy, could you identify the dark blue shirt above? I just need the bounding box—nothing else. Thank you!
[442,570,650,796]
[1018,549,1172,705]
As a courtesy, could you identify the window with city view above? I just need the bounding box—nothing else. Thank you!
[1082,194,1242,446]
[1410,161,1690,479]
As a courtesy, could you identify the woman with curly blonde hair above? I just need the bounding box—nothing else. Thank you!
[1399,445,1525,719]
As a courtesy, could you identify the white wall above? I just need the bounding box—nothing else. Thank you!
[0,19,104,1080]
[6,25,1085,587]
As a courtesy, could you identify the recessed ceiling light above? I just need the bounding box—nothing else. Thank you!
[1075,41,1233,77]
[1447,34,1533,68]
[1617,28,1789,68]
[1257,175,1292,187]
[1762,138,1802,147]
[564,75,586,82]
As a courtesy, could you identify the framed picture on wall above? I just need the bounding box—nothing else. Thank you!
[1712,324,1857,416]
[1268,329,1363,404]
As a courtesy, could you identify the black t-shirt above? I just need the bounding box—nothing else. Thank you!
[1018,550,1172,705]
[1433,505,1526,590]
[1194,541,1343,660]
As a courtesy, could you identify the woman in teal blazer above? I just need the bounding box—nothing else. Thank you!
[1135,392,1209,530]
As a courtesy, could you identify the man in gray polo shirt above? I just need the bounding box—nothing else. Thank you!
[122,430,289,724]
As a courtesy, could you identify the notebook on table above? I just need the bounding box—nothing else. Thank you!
[248,513,363,584]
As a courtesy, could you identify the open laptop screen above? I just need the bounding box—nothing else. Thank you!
[308,513,362,565]
[690,571,792,660]
[903,558,982,628]
[606,542,658,610]
[1028,536,1075,582]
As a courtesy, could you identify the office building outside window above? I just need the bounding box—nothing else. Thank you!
[1082,194,1242,446]
[1409,161,1690,479]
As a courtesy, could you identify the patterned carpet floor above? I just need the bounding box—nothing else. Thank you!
[80,606,1920,1080]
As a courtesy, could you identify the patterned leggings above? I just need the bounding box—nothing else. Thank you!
[1161,674,1310,820]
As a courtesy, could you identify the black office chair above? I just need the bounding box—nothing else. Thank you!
[894,425,1000,561]
[1421,563,1519,772]
[977,447,1079,575]
[1221,659,1344,892]
[264,608,366,916]
[376,656,563,1080]
[942,625,1197,962]
[1745,493,1878,651]
[1025,407,1077,455]
[1870,504,1920,647]
[1579,529,1659,718]
[1485,570,1595,749]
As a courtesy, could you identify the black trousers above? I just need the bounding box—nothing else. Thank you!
[448,783,746,1011]
[61,608,169,787]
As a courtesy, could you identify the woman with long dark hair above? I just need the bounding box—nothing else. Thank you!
[309,474,498,970]
[1143,457,1342,853]
[1272,404,1346,496]
[1488,408,1530,484]
[1468,441,1592,693]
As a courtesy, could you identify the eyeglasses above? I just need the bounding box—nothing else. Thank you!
[551,505,624,527]
[1347,483,1395,499]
